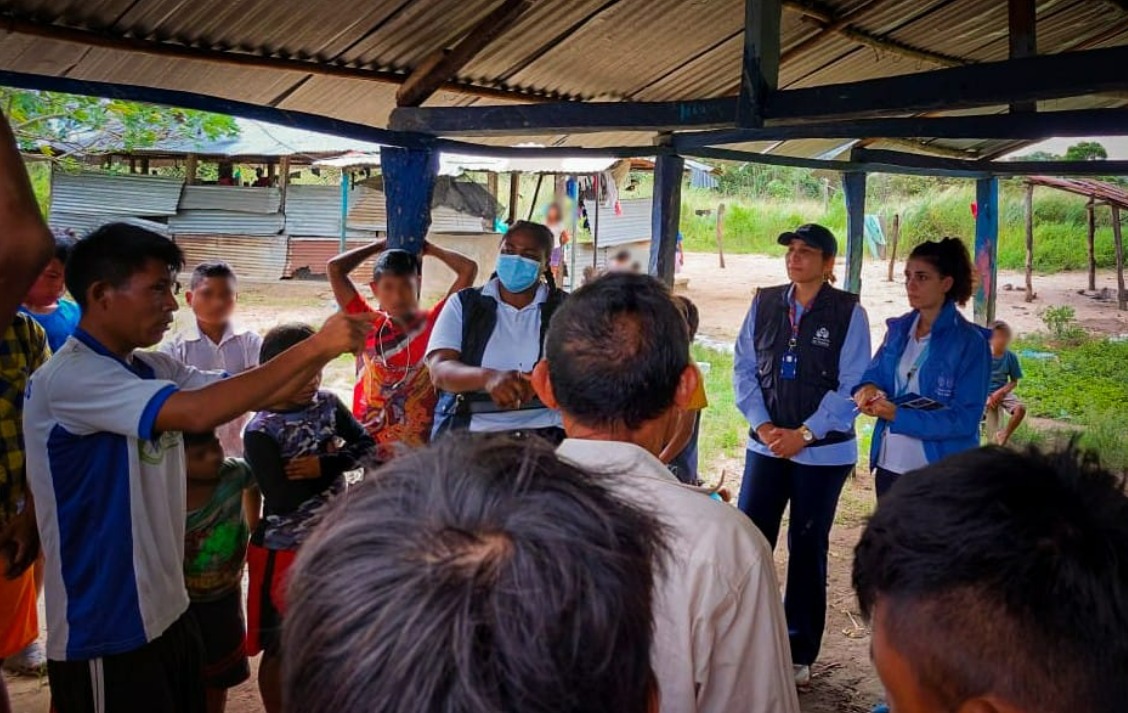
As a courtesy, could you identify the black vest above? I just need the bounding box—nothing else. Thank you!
[751,283,858,446]
[433,284,567,434]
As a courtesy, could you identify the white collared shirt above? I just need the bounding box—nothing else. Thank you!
[557,439,801,713]
[160,322,262,455]
[426,279,562,432]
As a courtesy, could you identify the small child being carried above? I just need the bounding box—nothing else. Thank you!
[243,323,377,713]
[182,430,260,713]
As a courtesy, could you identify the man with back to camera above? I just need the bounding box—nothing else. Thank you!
[531,272,800,713]
[22,223,373,713]
[853,445,1128,713]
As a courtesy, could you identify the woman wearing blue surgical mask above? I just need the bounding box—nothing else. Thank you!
[425,221,567,442]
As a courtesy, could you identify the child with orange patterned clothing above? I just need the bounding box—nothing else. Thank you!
[327,239,476,461]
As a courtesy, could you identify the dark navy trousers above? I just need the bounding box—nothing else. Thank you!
[737,450,852,666]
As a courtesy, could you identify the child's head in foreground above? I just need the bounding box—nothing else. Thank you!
[183,430,223,482]
[991,320,1014,353]
[187,261,239,328]
[369,249,421,319]
[282,436,666,713]
[853,444,1128,713]
[260,323,318,409]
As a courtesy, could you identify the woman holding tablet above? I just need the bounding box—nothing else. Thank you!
[854,237,991,499]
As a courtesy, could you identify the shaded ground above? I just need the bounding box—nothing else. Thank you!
[9,253,1124,712]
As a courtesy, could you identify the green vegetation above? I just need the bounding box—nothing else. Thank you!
[680,164,1122,274]
[690,344,747,475]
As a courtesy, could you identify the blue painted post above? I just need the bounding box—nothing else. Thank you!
[649,154,685,286]
[842,171,866,294]
[381,147,438,253]
[974,177,1000,325]
[339,169,350,253]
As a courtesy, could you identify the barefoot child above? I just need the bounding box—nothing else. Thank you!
[243,324,376,713]
[986,321,1027,446]
[183,430,260,713]
[162,262,263,456]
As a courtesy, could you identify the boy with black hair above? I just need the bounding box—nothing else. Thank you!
[328,238,477,460]
[162,261,263,456]
[985,320,1026,446]
[182,429,258,713]
[23,223,373,713]
[284,437,665,713]
[243,323,376,713]
[20,229,80,353]
[853,445,1128,713]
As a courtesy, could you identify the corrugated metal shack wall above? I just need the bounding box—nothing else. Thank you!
[169,210,286,236]
[175,234,290,281]
[286,184,378,239]
[347,187,488,234]
[286,233,499,305]
[584,198,652,249]
[573,240,651,276]
[50,172,185,217]
[49,213,172,237]
[180,185,282,213]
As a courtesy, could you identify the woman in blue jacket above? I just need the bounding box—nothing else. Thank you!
[854,237,990,499]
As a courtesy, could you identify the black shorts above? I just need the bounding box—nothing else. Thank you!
[189,588,251,690]
[48,610,206,713]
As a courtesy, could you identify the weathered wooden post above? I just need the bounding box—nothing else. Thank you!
[886,213,900,282]
[716,203,726,269]
[1024,182,1035,302]
[649,154,684,287]
[974,177,1000,326]
[842,171,866,295]
[1113,205,1126,311]
[1087,196,1097,291]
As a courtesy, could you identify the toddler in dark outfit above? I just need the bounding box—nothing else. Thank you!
[242,323,376,713]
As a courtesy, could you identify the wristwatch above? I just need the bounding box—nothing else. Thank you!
[799,425,815,443]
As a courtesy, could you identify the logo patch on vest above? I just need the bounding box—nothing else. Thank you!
[812,326,832,348]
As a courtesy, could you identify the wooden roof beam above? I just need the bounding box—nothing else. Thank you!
[737,0,782,127]
[852,147,1128,177]
[396,0,531,107]
[1009,0,1038,113]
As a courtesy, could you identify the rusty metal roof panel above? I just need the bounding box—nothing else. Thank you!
[51,171,184,216]
[346,0,507,72]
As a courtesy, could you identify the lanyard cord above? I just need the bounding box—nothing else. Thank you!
[896,340,931,397]
[787,292,816,349]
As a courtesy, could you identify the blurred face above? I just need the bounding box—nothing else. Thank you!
[287,373,322,409]
[25,258,67,308]
[501,229,547,265]
[88,258,179,350]
[185,437,224,482]
[871,601,951,713]
[369,273,419,319]
[785,240,832,285]
[186,276,237,326]
[904,259,953,312]
[990,329,1011,353]
[546,204,562,224]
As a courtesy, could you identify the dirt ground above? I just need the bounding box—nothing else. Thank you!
[7,252,1125,713]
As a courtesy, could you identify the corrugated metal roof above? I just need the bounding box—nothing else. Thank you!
[174,234,289,281]
[169,210,285,236]
[4,0,1128,161]
[50,172,184,216]
[179,185,282,213]
[284,184,379,239]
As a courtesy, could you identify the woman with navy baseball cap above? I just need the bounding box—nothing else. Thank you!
[733,223,872,686]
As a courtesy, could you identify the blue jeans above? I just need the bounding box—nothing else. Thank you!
[738,450,852,666]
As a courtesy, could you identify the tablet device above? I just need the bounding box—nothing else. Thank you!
[892,393,944,411]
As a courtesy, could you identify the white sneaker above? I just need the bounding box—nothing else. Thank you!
[3,640,46,677]
[793,664,811,688]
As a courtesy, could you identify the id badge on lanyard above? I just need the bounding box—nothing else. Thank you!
[780,297,806,381]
